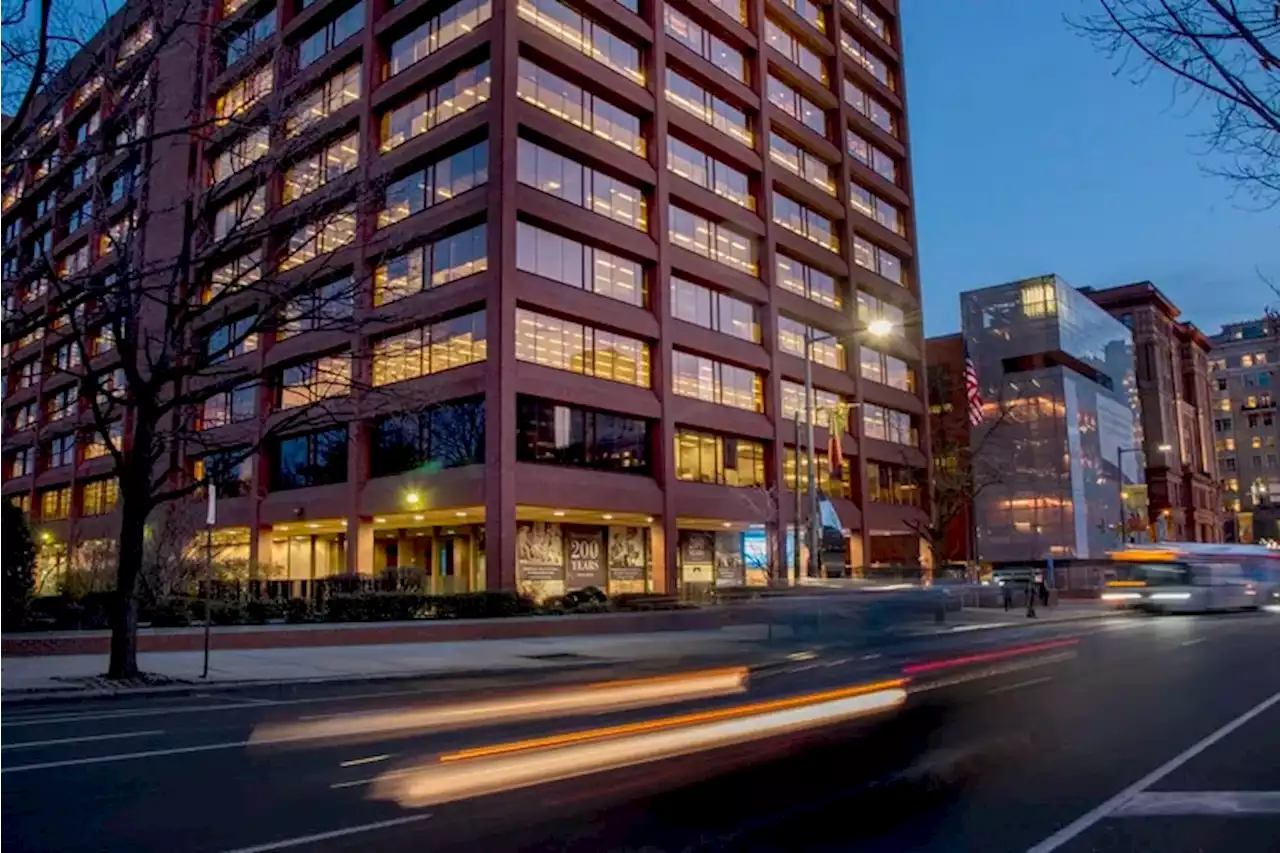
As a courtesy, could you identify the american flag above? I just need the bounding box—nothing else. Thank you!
[964,343,984,426]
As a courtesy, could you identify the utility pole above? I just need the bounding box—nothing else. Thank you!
[794,410,803,586]
[201,484,216,679]
[803,327,820,580]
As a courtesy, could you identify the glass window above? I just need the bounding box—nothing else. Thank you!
[665,70,752,147]
[201,383,257,429]
[669,206,757,275]
[371,310,487,386]
[516,0,644,84]
[671,350,763,412]
[215,64,273,124]
[211,128,271,184]
[765,19,827,84]
[772,191,838,252]
[205,250,263,302]
[781,380,842,428]
[855,290,904,335]
[780,0,825,32]
[849,180,904,235]
[667,137,753,210]
[373,223,487,304]
[193,451,254,497]
[516,58,645,156]
[867,461,920,505]
[852,236,903,285]
[224,7,276,67]
[39,486,72,520]
[271,427,348,490]
[842,0,889,44]
[298,1,363,69]
[863,403,917,446]
[380,61,491,152]
[663,7,745,81]
[286,63,361,138]
[204,315,259,363]
[515,308,650,387]
[9,446,36,478]
[516,222,644,306]
[81,478,120,516]
[777,316,844,369]
[279,276,355,337]
[385,0,492,78]
[860,346,914,392]
[379,141,488,227]
[279,205,357,270]
[372,398,485,477]
[767,76,824,136]
[840,28,893,89]
[213,187,266,240]
[670,276,759,342]
[707,0,747,25]
[516,139,647,230]
[843,78,896,136]
[848,129,898,183]
[776,253,841,309]
[769,132,836,196]
[278,353,351,408]
[282,133,360,204]
[783,448,849,498]
[517,398,651,474]
[44,434,76,469]
[675,429,765,487]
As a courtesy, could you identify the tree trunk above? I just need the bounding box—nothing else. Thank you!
[107,498,148,680]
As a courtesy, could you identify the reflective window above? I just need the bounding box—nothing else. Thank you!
[82,422,123,461]
[205,250,262,302]
[385,0,492,78]
[840,28,893,89]
[517,398,651,474]
[515,308,650,387]
[664,7,745,81]
[863,403,917,446]
[516,221,644,306]
[772,191,838,252]
[667,137,753,210]
[517,0,644,84]
[517,59,645,155]
[215,64,273,124]
[279,277,354,338]
[372,398,485,477]
[669,205,757,275]
[842,0,890,44]
[271,427,348,489]
[777,316,844,369]
[279,205,357,270]
[213,187,266,240]
[852,235,904,285]
[856,290,904,335]
[117,20,154,65]
[860,346,914,392]
[9,446,36,477]
[371,310,487,386]
[204,315,258,363]
[769,132,835,196]
[766,19,827,84]
[224,7,276,68]
[665,70,752,147]
[193,451,254,497]
[298,1,363,69]
[670,276,759,342]
[776,253,840,309]
[373,224,487,304]
[867,461,920,505]
[843,79,896,136]
[708,0,747,25]
[517,138,647,230]
[44,434,76,469]
[211,128,270,184]
[675,429,765,487]
[379,141,488,227]
[286,64,361,138]
[768,76,824,136]
[283,133,360,204]
[201,383,257,429]
[381,61,491,152]
[781,380,841,428]
[849,180,904,235]
[847,129,898,184]
[278,353,351,408]
[671,350,762,412]
[780,0,825,32]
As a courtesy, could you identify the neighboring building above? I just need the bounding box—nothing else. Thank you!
[1208,318,1280,542]
[1,0,929,597]
[924,332,971,564]
[1081,282,1221,542]
[961,275,1142,567]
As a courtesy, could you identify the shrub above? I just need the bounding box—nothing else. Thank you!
[324,592,427,622]
[211,601,244,625]
[2,502,36,628]
[284,597,314,623]
[244,599,285,624]
[430,591,533,620]
[562,586,609,611]
[151,598,193,627]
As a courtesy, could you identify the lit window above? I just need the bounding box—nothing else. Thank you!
[669,205,757,275]
[665,70,752,147]
[380,61,491,152]
[298,1,363,69]
[371,310,487,386]
[766,19,827,84]
[768,76,824,136]
[286,64,361,138]
[670,276,758,342]
[863,403,917,446]
[516,222,644,307]
[664,7,745,81]
[1020,282,1058,317]
[856,291,904,335]
[83,422,123,460]
[675,429,765,487]
[772,191,839,252]
[667,137,753,210]
[861,346,915,392]
[852,236,903,285]
[671,350,762,412]
[46,387,77,421]
[517,0,644,84]
[516,59,645,155]
[215,64,273,124]
[849,180,904,235]
[777,253,841,309]
[848,129,898,183]
[842,0,889,44]
[81,479,120,516]
[39,486,72,520]
[117,20,155,66]
[278,353,351,408]
[770,132,836,196]
[213,187,266,240]
[840,28,893,89]
[386,0,492,78]
[279,205,357,270]
[373,224,487,305]
[707,0,747,26]
[843,78,895,136]
[205,250,262,302]
[278,277,354,338]
[516,138,647,230]
[9,446,36,478]
[777,316,844,369]
[380,143,488,228]
[780,0,825,32]
[282,133,360,204]
[211,127,270,184]
[515,308,650,387]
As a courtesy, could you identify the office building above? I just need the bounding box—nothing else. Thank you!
[1,0,928,597]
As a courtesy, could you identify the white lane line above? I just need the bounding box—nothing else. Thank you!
[340,753,391,768]
[1111,791,1280,817]
[987,676,1053,696]
[1,739,252,774]
[1180,638,1206,647]
[2,729,166,751]
[197,693,277,706]
[1026,689,1280,853]
[217,813,434,853]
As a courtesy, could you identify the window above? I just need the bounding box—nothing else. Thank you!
[298,1,363,69]
[1217,377,1229,392]
[371,310,487,386]
[516,309,650,387]
[380,61,491,152]
[842,0,889,44]
[516,222,644,306]
[81,479,119,516]
[204,315,258,363]
[16,360,41,390]
[59,244,91,277]
[778,317,844,369]
[373,224,487,304]
[118,20,154,65]
[83,422,123,460]
[385,0,492,78]
[667,137,752,210]
[372,398,485,477]
[205,250,262,302]
[99,369,129,407]
[109,164,140,205]
[675,429,764,487]
[46,387,77,421]
[516,139,647,230]
[215,64,273,124]
[665,70,752,147]
[224,7,276,67]
[518,398,651,474]
[770,132,836,196]
[768,76,824,135]
[213,187,266,240]
[279,277,354,337]
[849,129,896,183]
[843,79,895,136]
[671,351,762,411]
[861,346,915,391]
[856,290,904,335]
[773,192,838,251]
[670,276,758,342]
[781,0,825,32]
[708,0,747,25]
[44,434,76,469]
[39,485,72,520]
[278,353,351,408]
[669,205,757,275]
[193,451,255,498]
[867,461,919,505]
[840,29,892,89]
[211,128,271,184]
[853,235,903,284]
[71,156,97,188]
[282,134,359,203]
[50,341,82,372]
[784,448,849,498]
[379,141,488,227]
[663,7,745,81]
[9,446,35,478]
[863,403,916,446]
[271,427,348,490]
[200,384,257,430]
[517,0,644,84]
[1242,353,1254,368]
[287,63,361,138]
[766,19,827,84]
[849,181,904,234]
[777,254,841,309]
[13,401,39,430]
[65,200,91,234]
[516,59,645,156]
[279,205,357,270]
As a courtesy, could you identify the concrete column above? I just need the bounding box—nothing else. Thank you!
[346,516,373,576]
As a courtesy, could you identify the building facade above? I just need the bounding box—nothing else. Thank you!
[961,275,1142,565]
[1,0,929,597]
[923,332,971,564]
[1209,318,1280,543]
[1082,282,1220,542]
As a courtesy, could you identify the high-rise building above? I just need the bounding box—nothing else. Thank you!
[1,0,928,597]
[1081,282,1221,542]
[1208,318,1280,542]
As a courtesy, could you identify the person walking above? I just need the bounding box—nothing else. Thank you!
[1002,580,1013,611]
[1026,571,1040,618]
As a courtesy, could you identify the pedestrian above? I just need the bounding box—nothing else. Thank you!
[1025,574,1038,618]
[1002,581,1013,611]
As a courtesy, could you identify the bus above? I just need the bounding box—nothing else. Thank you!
[1102,543,1280,614]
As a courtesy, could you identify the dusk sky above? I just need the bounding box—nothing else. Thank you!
[902,0,1279,338]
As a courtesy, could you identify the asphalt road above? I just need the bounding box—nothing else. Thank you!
[3,611,1278,852]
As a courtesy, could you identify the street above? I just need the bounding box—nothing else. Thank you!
[3,611,1278,852]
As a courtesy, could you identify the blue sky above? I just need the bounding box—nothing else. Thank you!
[902,0,1280,337]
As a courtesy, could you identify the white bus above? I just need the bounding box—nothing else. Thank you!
[1102,543,1280,614]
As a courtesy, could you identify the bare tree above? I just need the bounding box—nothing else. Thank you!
[1070,1,1280,206]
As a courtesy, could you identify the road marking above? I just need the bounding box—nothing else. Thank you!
[217,813,434,852]
[1025,689,1280,853]
[340,753,391,768]
[197,693,277,706]
[1111,791,1280,817]
[987,676,1053,695]
[1,729,166,751]
[1,739,253,774]
[1180,638,1206,647]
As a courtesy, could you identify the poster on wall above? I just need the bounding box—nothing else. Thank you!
[608,526,647,587]
[680,531,715,584]
[714,531,745,586]
[516,522,564,601]
[742,528,770,587]
[566,529,607,589]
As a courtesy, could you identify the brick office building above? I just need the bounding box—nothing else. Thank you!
[2,0,928,598]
